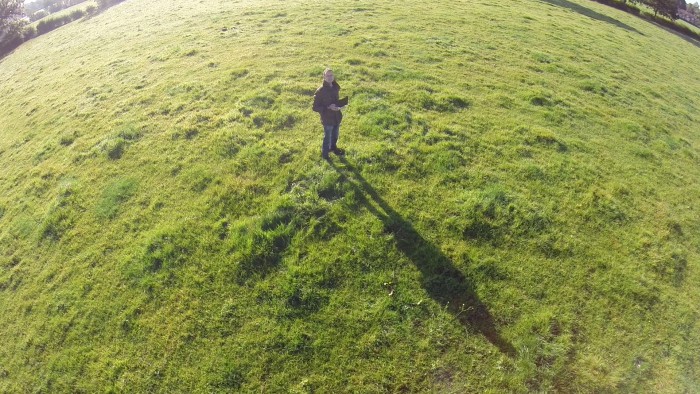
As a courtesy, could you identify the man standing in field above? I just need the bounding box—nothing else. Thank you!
[312,68,345,160]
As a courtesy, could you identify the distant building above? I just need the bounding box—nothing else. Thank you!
[31,9,49,22]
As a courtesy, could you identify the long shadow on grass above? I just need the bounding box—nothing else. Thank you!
[330,156,516,357]
[540,0,642,34]
[649,20,700,49]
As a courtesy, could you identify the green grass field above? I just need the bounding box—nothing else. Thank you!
[1,0,699,391]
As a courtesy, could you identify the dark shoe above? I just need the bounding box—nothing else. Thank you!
[322,153,330,160]
[331,147,345,155]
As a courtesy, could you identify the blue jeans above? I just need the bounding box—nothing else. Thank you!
[322,124,340,156]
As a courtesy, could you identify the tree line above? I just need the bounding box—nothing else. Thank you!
[0,0,125,57]
[25,0,89,21]
[677,0,700,25]
[649,0,700,20]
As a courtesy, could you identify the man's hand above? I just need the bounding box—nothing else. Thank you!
[328,104,340,111]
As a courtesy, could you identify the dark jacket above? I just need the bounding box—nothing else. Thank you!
[312,81,343,126]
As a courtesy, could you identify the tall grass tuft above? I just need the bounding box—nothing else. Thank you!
[96,178,138,219]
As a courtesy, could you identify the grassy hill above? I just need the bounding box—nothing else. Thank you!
[0,0,699,391]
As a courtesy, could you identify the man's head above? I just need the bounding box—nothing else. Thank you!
[323,68,334,84]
